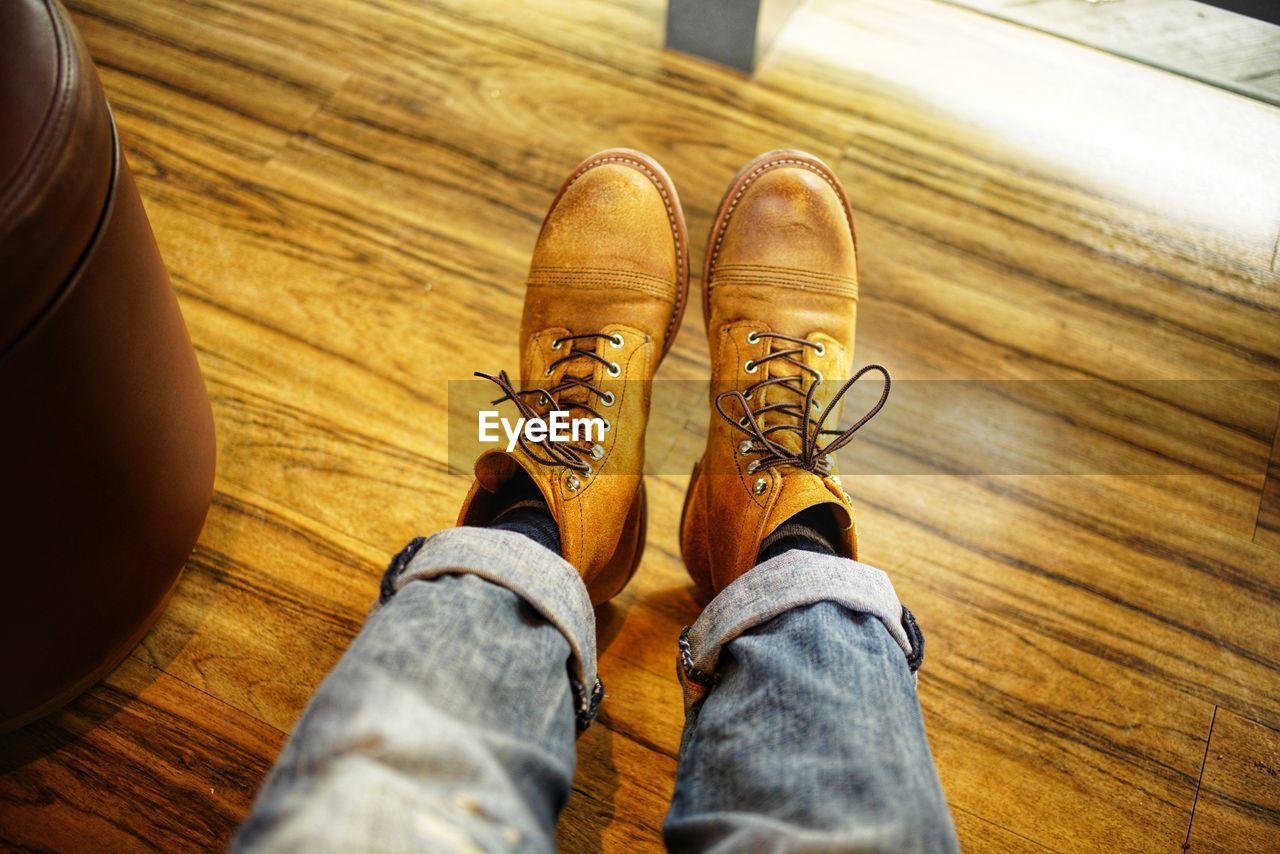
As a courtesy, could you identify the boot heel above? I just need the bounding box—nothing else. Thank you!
[588,482,647,606]
[679,462,716,597]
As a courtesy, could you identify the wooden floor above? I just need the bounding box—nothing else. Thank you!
[2,0,1279,850]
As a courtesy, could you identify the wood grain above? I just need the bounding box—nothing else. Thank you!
[1256,426,1280,551]
[0,0,1276,849]
[0,656,283,851]
[1186,709,1280,851]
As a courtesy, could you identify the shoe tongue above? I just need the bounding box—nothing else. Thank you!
[474,449,519,492]
[764,473,852,551]
[756,355,816,457]
[545,338,606,416]
[474,449,556,507]
[462,448,568,538]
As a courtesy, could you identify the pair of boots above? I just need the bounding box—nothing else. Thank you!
[459,149,888,603]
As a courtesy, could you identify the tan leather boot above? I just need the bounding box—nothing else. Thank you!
[681,150,889,596]
[460,149,689,605]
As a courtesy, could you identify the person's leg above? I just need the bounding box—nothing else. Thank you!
[236,147,688,851]
[674,148,957,851]
[663,545,958,853]
[233,524,600,852]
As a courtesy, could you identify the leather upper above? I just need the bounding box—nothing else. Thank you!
[460,152,687,601]
[705,162,859,349]
[684,151,863,594]
[0,0,114,353]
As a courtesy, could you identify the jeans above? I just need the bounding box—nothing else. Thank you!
[233,527,958,852]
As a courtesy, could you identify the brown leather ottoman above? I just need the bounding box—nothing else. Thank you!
[0,0,215,731]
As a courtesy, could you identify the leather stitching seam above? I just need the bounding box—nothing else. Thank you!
[707,158,854,304]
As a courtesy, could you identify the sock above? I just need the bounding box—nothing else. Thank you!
[756,505,840,564]
[488,474,561,556]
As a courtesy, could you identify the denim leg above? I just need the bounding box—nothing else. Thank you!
[233,527,600,853]
[665,550,958,853]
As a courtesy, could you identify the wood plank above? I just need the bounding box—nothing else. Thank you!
[950,806,1056,852]
[0,0,1266,849]
[128,481,382,731]
[858,473,1280,725]
[558,710,675,853]
[73,0,348,163]
[0,656,283,851]
[1186,708,1280,851]
[1256,425,1280,550]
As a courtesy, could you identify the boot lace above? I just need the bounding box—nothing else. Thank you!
[475,332,623,475]
[713,332,889,476]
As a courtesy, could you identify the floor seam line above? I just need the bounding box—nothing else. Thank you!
[1251,400,1280,543]
[1182,705,1218,851]
[125,649,289,738]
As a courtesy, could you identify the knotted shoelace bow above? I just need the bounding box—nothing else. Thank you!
[713,332,890,476]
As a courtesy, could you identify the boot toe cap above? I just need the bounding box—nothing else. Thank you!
[714,163,857,278]
[535,161,679,282]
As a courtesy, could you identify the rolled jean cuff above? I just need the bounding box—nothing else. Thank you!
[677,550,923,711]
[375,526,603,730]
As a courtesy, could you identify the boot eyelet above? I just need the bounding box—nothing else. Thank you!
[746,460,760,474]
[813,370,823,384]
[602,419,612,433]
[551,338,563,351]
[591,443,605,460]
[739,441,753,455]
[607,362,621,378]
[746,331,760,344]
[753,477,768,495]
[566,473,581,491]
[600,390,616,407]
[582,464,593,477]
[824,454,835,468]
[812,399,823,412]
[609,333,625,349]
[544,366,554,377]
[744,360,759,374]
[814,342,826,357]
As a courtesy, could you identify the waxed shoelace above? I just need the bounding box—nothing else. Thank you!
[475,332,621,474]
[714,331,890,475]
